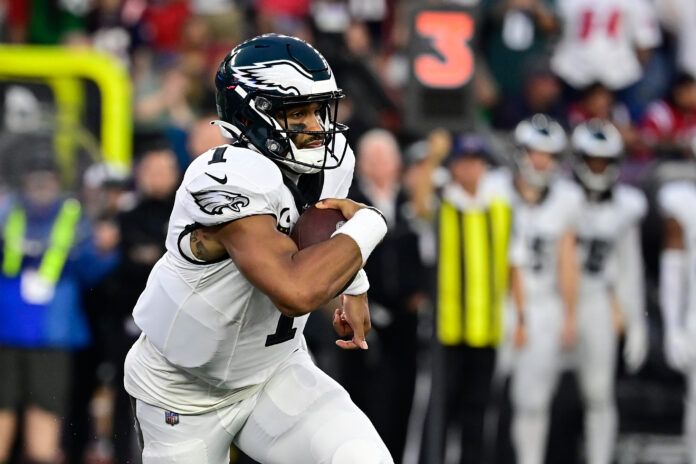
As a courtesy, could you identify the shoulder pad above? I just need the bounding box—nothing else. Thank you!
[182,145,284,226]
[553,177,584,227]
[615,184,647,221]
[658,181,696,223]
[482,168,515,202]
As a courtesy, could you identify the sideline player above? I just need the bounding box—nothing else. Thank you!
[658,146,696,464]
[507,114,583,464]
[123,34,393,464]
[572,120,648,464]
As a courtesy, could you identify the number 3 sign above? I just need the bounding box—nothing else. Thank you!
[405,5,479,134]
[414,11,475,89]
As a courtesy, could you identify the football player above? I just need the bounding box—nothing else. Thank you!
[572,120,648,464]
[658,141,696,464]
[123,34,392,464]
[508,114,583,464]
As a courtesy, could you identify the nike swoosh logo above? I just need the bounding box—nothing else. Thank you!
[205,172,227,184]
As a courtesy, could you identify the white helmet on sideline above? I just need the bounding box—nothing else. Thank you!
[571,119,623,193]
[513,114,567,188]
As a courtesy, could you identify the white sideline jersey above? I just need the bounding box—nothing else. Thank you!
[551,0,661,90]
[577,184,648,314]
[576,185,646,287]
[124,135,355,414]
[658,181,696,331]
[511,177,584,301]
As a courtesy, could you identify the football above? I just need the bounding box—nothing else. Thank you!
[290,206,347,249]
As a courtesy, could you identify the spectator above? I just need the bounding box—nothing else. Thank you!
[491,60,566,130]
[655,0,696,79]
[6,0,88,44]
[480,0,559,101]
[338,129,427,462]
[567,83,641,156]
[641,73,696,159]
[551,0,662,116]
[187,112,228,164]
[0,145,118,463]
[190,0,244,49]
[255,0,311,36]
[134,61,198,130]
[138,0,191,55]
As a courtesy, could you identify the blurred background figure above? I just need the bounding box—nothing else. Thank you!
[654,0,696,80]
[570,120,649,464]
[551,0,662,118]
[338,129,426,463]
[187,112,228,163]
[415,133,518,464]
[506,115,582,464]
[0,139,118,464]
[490,61,566,131]
[658,145,696,464]
[480,0,559,120]
[641,73,696,160]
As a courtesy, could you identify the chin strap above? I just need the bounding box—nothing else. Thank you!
[210,120,243,141]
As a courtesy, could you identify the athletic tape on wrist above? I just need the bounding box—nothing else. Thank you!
[343,269,370,295]
[331,207,387,264]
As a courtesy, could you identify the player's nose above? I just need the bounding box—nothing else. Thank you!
[303,113,322,132]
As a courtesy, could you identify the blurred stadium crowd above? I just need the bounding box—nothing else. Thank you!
[1,0,696,463]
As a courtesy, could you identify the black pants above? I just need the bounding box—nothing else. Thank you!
[335,316,418,463]
[424,344,497,464]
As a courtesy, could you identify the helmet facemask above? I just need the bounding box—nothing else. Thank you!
[513,114,567,190]
[269,94,348,174]
[573,154,620,193]
[570,119,623,194]
[516,148,559,189]
[215,85,348,174]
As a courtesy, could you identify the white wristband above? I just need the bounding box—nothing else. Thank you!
[331,207,387,265]
[343,269,370,295]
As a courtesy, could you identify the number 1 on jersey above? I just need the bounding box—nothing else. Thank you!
[265,314,297,347]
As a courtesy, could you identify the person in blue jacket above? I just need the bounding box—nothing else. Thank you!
[0,149,119,464]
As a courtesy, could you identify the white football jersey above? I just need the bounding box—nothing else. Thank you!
[551,0,661,89]
[124,135,355,413]
[576,185,647,319]
[658,181,696,331]
[511,177,584,301]
[576,185,646,284]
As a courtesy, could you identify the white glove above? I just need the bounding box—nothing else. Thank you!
[664,327,696,372]
[623,322,648,373]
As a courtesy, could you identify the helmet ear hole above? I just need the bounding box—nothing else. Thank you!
[255,97,272,112]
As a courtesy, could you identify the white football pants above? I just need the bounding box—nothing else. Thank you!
[511,296,564,464]
[576,292,618,464]
[134,349,393,464]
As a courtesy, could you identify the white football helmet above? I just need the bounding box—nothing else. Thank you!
[513,114,567,189]
[571,119,623,193]
[214,34,348,175]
